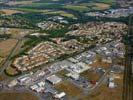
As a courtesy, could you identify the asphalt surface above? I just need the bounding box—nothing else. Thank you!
[0,38,23,75]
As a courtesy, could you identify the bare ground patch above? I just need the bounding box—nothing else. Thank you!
[0,39,18,57]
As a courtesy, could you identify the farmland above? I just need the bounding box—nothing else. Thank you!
[15,8,76,18]
[16,2,113,12]
[0,9,24,15]
[13,0,115,18]
[0,0,127,29]
[0,39,18,57]
[63,5,89,12]
[0,92,39,100]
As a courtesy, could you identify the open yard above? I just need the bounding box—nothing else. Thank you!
[55,81,83,98]
[56,69,69,78]
[0,92,39,100]
[80,70,100,81]
[0,39,18,57]
[79,83,122,100]
[79,72,123,100]
[90,60,111,70]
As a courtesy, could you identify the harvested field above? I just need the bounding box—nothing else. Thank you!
[94,3,111,10]
[0,92,39,100]
[0,39,18,57]
[90,61,111,70]
[0,9,24,15]
[81,70,100,81]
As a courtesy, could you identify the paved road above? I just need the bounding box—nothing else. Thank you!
[88,67,112,93]
[72,66,112,100]
[0,38,23,75]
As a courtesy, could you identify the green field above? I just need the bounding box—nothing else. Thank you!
[63,5,89,12]
[15,8,76,18]
[16,1,114,13]
[22,3,62,9]
[13,0,116,20]
[15,8,49,13]
[96,0,115,4]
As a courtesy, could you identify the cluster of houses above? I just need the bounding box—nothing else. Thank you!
[48,16,69,24]
[13,40,85,71]
[13,42,65,71]
[37,21,64,30]
[66,22,127,45]
[58,39,85,53]
[68,22,127,37]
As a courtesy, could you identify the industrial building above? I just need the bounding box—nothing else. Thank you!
[46,75,62,85]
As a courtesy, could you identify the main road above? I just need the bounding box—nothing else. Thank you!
[0,37,23,75]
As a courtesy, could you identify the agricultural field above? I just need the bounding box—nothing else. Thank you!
[97,0,116,4]
[0,0,121,29]
[15,8,76,18]
[92,3,111,10]
[63,5,89,12]
[0,9,24,15]
[63,2,111,12]
[16,2,113,12]
[5,0,35,6]
[0,92,39,100]
[20,3,62,9]
[13,0,115,18]
[0,39,18,57]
